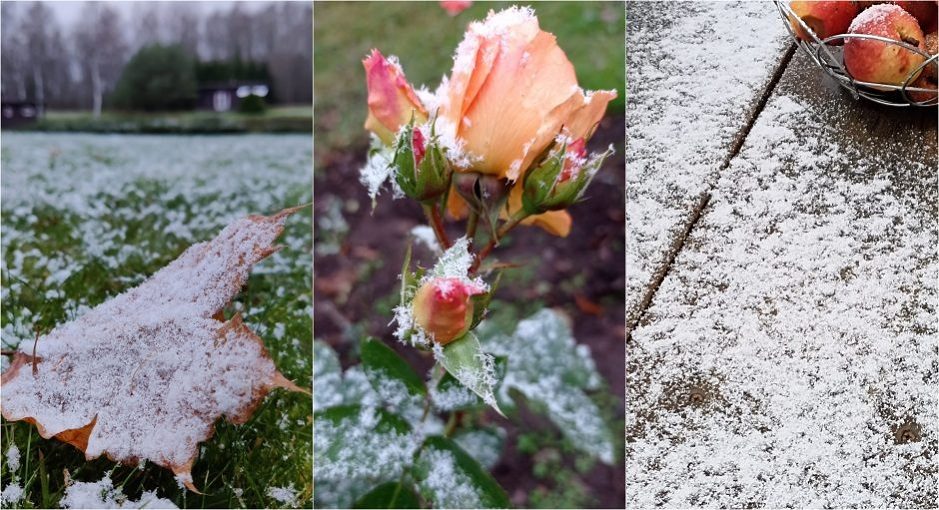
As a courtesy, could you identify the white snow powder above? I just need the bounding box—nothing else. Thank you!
[4,445,20,471]
[266,485,298,507]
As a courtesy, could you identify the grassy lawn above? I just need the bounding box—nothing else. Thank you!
[313,1,625,158]
[1,133,312,508]
[30,106,312,134]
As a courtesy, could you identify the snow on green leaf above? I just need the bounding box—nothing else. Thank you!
[413,436,509,509]
[361,338,426,399]
[314,405,419,509]
[482,308,615,464]
[430,371,481,412]
[436,333,502,416]
[453,427,506,470]
[314,340,345,410]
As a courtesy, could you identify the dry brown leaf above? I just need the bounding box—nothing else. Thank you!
[0,208,306,491]
[574,293,604,316]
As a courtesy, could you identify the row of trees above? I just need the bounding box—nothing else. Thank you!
[1,1,312,114]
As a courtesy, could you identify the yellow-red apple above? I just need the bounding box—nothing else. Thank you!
[844,4,927,86]
[906,73,937,101]
[789,1,860,41]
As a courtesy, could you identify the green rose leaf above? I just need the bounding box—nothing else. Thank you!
[361,338,426,398]
[480,308,616,464]
[353,482,421,509]
[437,333,503,416]
[453,426,506,470]
[413,436,510,509]
[314,405,417,508]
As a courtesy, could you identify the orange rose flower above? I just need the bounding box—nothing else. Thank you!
[363,49,428,145]
[412,277,486,345]
[437,7,616,181]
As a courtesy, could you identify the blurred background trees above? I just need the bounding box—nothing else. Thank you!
[1,1,312,114]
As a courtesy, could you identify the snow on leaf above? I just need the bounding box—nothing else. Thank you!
[314,405,420,509]
[415,448,483,509]
[413,436,509,509]
[361,339,427,422]
[436,333,502,416]
[313,340,345,410]
[0,208,307,491]
[453,427,505,470]
[481,308,615,464]
[430,371,481,412]
[59,474,177,509]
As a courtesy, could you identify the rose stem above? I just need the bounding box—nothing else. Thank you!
[470,210,529,274]
[423,203,452,250]
[466,208,479,244]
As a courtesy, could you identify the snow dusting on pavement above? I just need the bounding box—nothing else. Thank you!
[626,1,791,322]
[627,51,938,506]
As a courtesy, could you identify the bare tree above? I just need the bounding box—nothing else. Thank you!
[1,2,29,101]
[73,2,126,116]
[131,2,163,50]
[2,1,313,110]
[164,3,201,57]
[268,2,312,104]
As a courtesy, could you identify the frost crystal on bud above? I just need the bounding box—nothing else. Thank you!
[359,135,398,205]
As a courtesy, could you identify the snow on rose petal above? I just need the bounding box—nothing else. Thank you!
[0,208,307,492]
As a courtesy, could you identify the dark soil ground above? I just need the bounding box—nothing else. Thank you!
[314,115,625,508]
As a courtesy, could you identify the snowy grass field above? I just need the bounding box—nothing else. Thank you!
[1,133,312,508]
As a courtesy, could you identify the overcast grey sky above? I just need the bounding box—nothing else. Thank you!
[42,1,271,28]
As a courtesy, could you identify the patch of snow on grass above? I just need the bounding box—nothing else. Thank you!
[59,474,177,509]
[266,484,298,508]
[4,445,19,471]
[1,483,23,506]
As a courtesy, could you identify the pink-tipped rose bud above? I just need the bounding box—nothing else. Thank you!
[412,277,486,345]
[557,138,587,183]
[521,135,612,215]
[363,49,428,145]
[412,126,427,167]
[440,0,472,16]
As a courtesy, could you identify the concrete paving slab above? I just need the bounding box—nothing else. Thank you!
[627,48,938,507]
[626,1,792,326]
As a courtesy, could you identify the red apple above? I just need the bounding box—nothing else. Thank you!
[844,4,927,86]
[924,31,938,79]
[788,1,860,41]
[906,73,937,101]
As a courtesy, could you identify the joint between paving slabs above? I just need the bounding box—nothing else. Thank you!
[627,42,798,339]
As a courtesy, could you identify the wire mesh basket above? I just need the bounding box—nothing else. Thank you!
[775,1,938,107]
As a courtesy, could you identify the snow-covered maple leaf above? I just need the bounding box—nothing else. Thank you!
[0,207,306,491]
